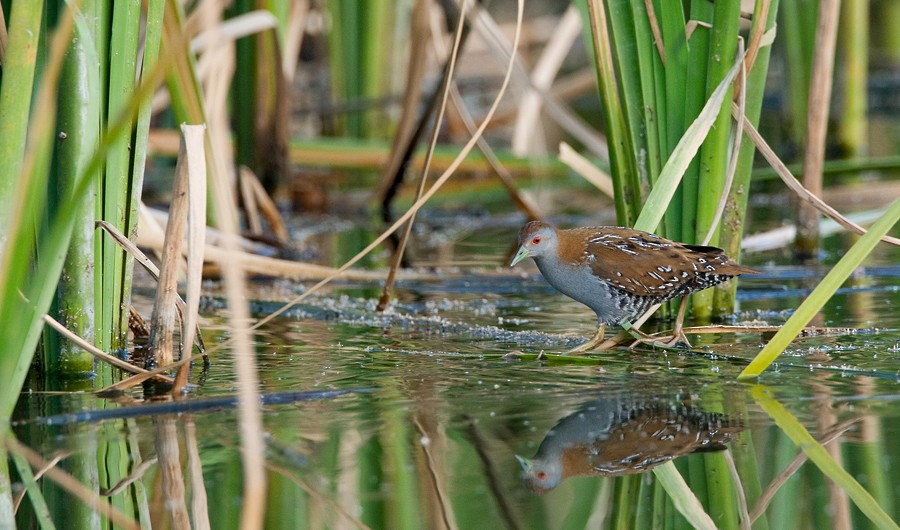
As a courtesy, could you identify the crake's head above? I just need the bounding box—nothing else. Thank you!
[510,221,557,266]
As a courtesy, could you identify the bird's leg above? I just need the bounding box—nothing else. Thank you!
[664,296,692,348]
[628,297,692,349]
[567,324,606,353]
[626,328,664,350]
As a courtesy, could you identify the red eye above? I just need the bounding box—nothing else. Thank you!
[531,235,542,245]
[536,471,547,481]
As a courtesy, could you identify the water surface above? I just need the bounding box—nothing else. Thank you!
[12,215,900,529]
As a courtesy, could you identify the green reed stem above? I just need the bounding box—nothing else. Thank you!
[0,2,75,421]
[658,0,688,239]
[780,0,817,145]
[0,0,171,420]
[46,4,101,375]
[691,0,740,320]
[607,0,652,200]
[363,2,392,138]
[633,52,744,234]
[326,0,392,138]
[582,0,639,223]
[679,0,713,244]
[231,0,257,170]
[715,0,780,315]
[0,1,44,216]
[118,0,167,356]
[837,0,868,156]
[98,0,142,352]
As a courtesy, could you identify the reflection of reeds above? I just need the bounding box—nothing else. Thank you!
[462,417,523,530]
[5,435,139,530]
[751,416,859,522]
[752,386,895,528]
[153,416,191,528]
[414,409,458,529]
[185,418,211,530]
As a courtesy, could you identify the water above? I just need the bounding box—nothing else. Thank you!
[10,215,900,529]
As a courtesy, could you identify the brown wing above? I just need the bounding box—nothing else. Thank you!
[564,227,755,299]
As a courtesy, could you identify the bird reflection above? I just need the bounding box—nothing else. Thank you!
[517,396,743,493]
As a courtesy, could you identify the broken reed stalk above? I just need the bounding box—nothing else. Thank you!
[145,125,194,369]
[96,220,207,356]
[795,0,841,260]
[700,38,746,248]
[99,350,200,393]
[715,0,777,315]
[174,121,208,394]
[239,166,264,236]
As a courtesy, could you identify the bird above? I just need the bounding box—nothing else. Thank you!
[510,220,757,351]
[517,396,743,493]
